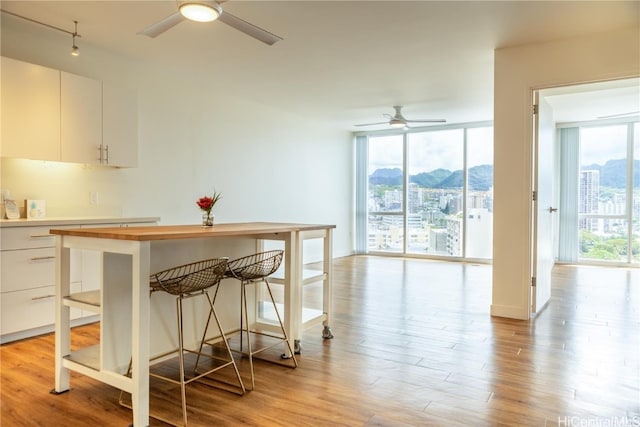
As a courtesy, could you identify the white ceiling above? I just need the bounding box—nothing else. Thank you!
[1,1,639,130]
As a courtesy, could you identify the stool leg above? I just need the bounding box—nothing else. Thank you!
[177,296,188,426]
[195,289,216,370]
[205,292,245,394]
[241,281,255,389]
[118,359,133,408]
[263,279,297,366]
[239,283,245,355]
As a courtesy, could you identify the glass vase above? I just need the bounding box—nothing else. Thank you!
[202,212,214,227]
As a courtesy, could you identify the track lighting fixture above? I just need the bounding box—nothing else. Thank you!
[0,9,81,57]
[71,21,80,56]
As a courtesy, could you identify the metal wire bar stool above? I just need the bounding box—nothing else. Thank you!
[119,257,245,427]
[216,249,298,390]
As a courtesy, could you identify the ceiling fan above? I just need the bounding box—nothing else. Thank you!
[355,106,446,129]
[138,0,282,45]
[597,110,640,119]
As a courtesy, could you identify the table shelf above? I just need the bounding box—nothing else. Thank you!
[63,290,101,314]
[257,301,325,328]
[63,344,100,371]
[270,268,326,286]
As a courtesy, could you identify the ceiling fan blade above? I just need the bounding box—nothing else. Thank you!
[218,11,282,45]
[406,119,447,123]
[354,121,390,127]
[597,111,640,119]
[138,12,185,38]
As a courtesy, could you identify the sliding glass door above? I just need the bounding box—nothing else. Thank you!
[361,123,493,260]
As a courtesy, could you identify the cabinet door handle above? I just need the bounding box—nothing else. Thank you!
[104,145,109,164]
[31,294,56,301]
[29,234,53,238]
[30,256,56,261]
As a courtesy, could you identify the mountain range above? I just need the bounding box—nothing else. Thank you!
[370,158,639,191]
[370,165,493,191]
[582,159,640,188]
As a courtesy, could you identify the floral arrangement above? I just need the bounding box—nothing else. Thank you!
[196,191,222,215]
[197,191,222,227]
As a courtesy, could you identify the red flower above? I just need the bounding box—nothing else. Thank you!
[197,197,214,212]
[196,191,222,213]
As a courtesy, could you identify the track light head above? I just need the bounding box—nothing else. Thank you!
[70,21,80,57]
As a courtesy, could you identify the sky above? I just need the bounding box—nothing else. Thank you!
[367,123,638,174]
[368,126,494,174]
[580,124,634,166]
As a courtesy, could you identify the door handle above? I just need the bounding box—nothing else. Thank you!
[30,256,56,261]
[548,207,558,213]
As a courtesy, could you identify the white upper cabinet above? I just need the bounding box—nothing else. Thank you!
[60,72,103,164]
[0,57,138,168]
[102,82,138,167]
[0,57,61,160]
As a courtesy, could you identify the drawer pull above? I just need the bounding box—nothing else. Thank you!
[29,234,53,238]
[31,294,55,301]
[30,256,56,261]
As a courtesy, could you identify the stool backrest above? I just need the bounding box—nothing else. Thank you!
[226,250,284,281]
[150,257,229,295]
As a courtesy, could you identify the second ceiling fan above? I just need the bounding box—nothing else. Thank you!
[138,0,282,45]
[355,106,445,129]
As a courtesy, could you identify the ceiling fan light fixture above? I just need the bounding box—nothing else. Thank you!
[179,1,222,22]
[389,118,406,128]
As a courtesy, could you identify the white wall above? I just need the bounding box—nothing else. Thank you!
[492,26,640,319]
[1,18,353,260]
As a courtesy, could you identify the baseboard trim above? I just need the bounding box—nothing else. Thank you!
[490,304,530,320]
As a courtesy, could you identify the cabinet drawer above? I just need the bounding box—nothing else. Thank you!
[0,284,82,335]
[1,248,56,292]
[1,226,56,250]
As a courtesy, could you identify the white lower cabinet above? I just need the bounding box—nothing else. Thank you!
[0,218,158,343]
[1,247,57,293]
[1,283,82,335]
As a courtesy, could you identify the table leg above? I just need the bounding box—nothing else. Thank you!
[130,242,150,427]
[282,231,299,358]
[322,228,334,340]
[53,238,71,393]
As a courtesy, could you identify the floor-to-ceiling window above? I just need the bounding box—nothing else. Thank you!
[407,129,463,256]
[466,127,494,259]
[358,122,493,260]
[559,119,639,265]
[634,122,640,262]
[367,134,405,252]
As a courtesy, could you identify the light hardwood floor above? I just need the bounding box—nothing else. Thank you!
[1,256,638,426]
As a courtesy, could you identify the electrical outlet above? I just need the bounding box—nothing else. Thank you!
[90,191,99,205]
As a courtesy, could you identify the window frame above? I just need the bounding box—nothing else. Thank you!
[557,117,639,266]
[355,120,493,262]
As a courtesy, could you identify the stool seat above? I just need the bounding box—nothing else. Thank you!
[151,257,227,295]
[225,250,282,281]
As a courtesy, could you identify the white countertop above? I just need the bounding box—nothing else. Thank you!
[0,216,160,228]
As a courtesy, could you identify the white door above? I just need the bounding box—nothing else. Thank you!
[531,92,556,314]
